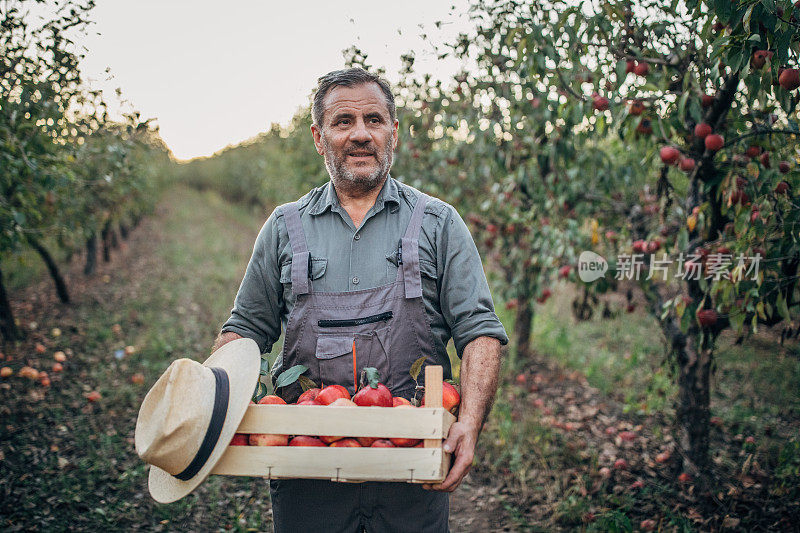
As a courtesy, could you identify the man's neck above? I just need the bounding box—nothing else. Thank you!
[334,176,387,228]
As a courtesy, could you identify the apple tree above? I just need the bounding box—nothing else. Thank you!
[463,0,800,472]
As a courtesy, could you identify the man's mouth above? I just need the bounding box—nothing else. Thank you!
[348,151,375,158]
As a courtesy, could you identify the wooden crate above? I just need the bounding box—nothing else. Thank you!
[211,365,456,483]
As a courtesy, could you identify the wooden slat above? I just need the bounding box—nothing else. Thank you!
[237,404,452,439]
[424,365,444,448]
[211,446,447,483]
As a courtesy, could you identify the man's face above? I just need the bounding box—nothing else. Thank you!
[311,82,399,195]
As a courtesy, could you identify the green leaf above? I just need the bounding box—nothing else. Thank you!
[776,293,791,321]
[298,375,318,392]
[743,4,754,33]
[409,355,426,382]
[678,90,690,120]
[252,381,267,403]
[275,364,308,388]
[362,367,381,389]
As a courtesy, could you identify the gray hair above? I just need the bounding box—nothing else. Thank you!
[312,68,396,127]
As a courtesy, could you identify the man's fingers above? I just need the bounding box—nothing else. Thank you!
[438,452,472,492]
[441,425,464,454]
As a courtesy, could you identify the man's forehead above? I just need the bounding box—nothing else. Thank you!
[323,83,390,117]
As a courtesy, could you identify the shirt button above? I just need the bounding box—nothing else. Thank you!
[354,233,361,241]
[352,276,360,285]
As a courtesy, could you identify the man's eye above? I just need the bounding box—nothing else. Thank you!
[337,119,350,126]
[370,118,381,124]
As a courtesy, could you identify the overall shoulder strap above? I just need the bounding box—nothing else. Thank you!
[282,202,311,296]
[399,193,429,299]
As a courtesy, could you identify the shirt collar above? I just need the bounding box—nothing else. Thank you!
[308,175,401,216]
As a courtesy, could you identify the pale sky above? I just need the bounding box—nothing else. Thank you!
[77,1,476,160]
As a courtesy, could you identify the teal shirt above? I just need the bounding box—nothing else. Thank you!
[222,176,508,370]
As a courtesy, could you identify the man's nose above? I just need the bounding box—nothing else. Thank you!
[349,118,371,143]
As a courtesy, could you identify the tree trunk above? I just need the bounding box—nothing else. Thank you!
[674,331,713,473]
[84,233,97,275]
[514,297,534,360]
[110,226,120,250]
[119,222,129,240]
[101,220,111,262]
[27,237,70,304]
[0,265,21,341]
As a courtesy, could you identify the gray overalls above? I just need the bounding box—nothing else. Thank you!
[270,193,450,532]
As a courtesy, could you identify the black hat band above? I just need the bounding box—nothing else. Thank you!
[173,366,230,481]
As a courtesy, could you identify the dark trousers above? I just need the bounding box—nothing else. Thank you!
[269,478,450,533]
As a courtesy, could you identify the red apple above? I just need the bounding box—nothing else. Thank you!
[751,50,773,69]
[694,123,712,139]
[330,398,357,406]
[316,384,351,405]
[249,433,288,446]
[779,68,800,91]
[297,388,321,404]
[371,439,396,448]
[357,437,378,447]
[353,368,393,407]
[705,134,724,151]
[392,397,412,407]
[678,472,692,483]
[230,433,249,446]
[320,434,346,444]
[628,100,645,115]
[442,382,461,413]
[258,395,287,405]
[775,181,790,194]
[613,458,628,470]
[297,399,322,405]
[697,309,718,327]
[679,157,696,172]
[746,145,762,158]
[625,59,636,73]
[701,94,714,107]
[759,152,771,168]
[592,95,610,111]
[289,436,326,447]
[633,61,649,76]
[329,438,361,447]
[779,161,790,174]
[659,146,681,165]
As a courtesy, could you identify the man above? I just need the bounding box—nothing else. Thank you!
[215,68,508,532]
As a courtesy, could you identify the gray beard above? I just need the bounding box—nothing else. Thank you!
[322,134,393,197]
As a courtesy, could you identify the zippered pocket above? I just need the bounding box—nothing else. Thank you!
[318,311,393,328]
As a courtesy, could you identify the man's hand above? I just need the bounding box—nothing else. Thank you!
[212,330,243,352]
[422,421,479,492]
[422,336,502,493]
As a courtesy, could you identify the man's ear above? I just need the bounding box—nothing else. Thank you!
[392,119,399,151]
[311,123,324,156]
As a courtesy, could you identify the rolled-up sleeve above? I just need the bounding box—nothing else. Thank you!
[221,210,283,353]
[437,205,509,357]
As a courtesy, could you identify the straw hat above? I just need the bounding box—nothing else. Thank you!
[135,338,260,503]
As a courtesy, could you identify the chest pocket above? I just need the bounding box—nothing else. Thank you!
[385,252,438,283]
[280,257,328,293]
